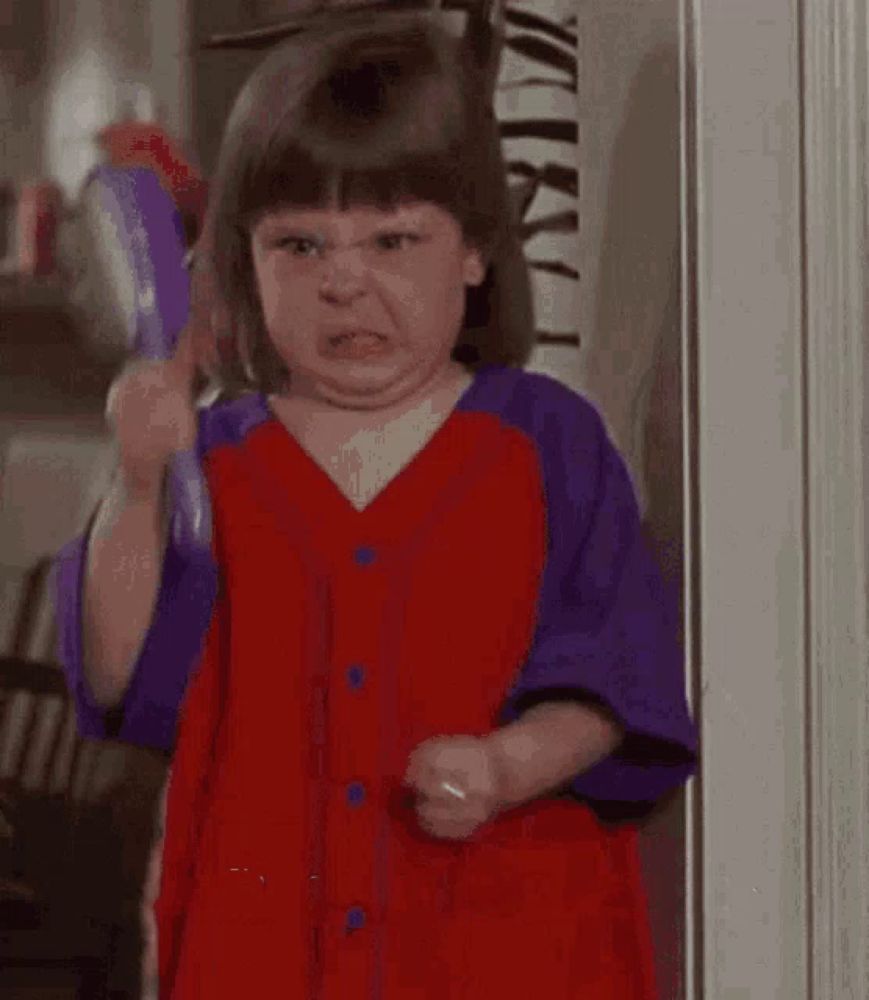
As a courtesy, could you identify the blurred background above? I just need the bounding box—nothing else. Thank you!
[0,1,687,997]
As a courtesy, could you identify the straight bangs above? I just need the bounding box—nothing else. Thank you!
[238,150,491,248]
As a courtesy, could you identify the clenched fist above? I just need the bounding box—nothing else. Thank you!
[106,342,198,499]
[106,243,222,500]
[403,736,505,841]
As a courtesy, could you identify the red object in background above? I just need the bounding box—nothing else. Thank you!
[96,122,208,238]
[16,182,63,278]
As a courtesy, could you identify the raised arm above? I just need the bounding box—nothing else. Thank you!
[82,325,198,708]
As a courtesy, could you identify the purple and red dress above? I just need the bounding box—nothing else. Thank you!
[54,365,697,999]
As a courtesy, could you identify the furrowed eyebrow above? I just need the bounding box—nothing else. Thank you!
[379,207,428,226]
[370,214,431,234]
[371,224,422,236]
[255,212,435,248]
[259,221,318,236]
[258,225,325,245]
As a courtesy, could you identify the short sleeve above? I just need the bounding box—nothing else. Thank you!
[52,479,218,753]
[498,396,697,812]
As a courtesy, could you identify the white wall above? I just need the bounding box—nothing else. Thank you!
[575,3,682,516]
[0,0,191,199]
[42,0,155,200]
[575,4,687,999]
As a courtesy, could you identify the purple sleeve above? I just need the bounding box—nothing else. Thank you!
[52,491,218,753]
[498,383,697,809]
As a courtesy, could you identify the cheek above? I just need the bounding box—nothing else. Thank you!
[388,264,468,327]
[431,268,473,334]
[252,262,279,321]
[257,269,316,330]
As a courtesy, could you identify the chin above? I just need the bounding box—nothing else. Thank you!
[312,363,413,407]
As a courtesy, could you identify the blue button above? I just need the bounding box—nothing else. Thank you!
[353,546,377,566]
[347,665,366,690]
[346,906,366,931]
[347,782,366,806]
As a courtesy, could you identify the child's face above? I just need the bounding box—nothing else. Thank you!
[249,200,485,408]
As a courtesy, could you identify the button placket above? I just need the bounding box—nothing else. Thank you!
[319,540,384,992]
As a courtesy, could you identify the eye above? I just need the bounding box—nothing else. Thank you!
[373,232,420,252]
[274,236,322,257]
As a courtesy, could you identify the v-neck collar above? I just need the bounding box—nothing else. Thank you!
[260,366,489,517]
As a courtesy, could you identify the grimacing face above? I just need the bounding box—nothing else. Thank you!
[249,200,486,410]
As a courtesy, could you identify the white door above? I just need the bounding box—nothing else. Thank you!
[578,0,869,996]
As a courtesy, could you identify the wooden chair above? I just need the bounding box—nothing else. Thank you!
[0,558,168,999]
[0,427,168,998]
[0,646,119,998]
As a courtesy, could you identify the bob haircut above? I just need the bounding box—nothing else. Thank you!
[199,10,535,392]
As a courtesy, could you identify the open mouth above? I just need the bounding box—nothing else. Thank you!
[324,331,389,359]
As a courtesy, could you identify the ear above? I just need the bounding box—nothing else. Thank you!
[462,245,487,287]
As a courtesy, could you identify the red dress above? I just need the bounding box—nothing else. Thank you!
[54,366,697,998]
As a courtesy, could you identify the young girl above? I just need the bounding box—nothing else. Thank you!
[54,13,697,999]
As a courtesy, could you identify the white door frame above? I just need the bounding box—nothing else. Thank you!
[681,0,869,996]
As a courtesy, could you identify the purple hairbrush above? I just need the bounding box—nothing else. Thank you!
[79,165,212,557]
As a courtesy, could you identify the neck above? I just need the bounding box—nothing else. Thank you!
[274,362,471,427]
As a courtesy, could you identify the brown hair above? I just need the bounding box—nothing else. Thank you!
[200,11,534,391]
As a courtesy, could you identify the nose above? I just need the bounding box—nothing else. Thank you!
[319,249,367,304]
